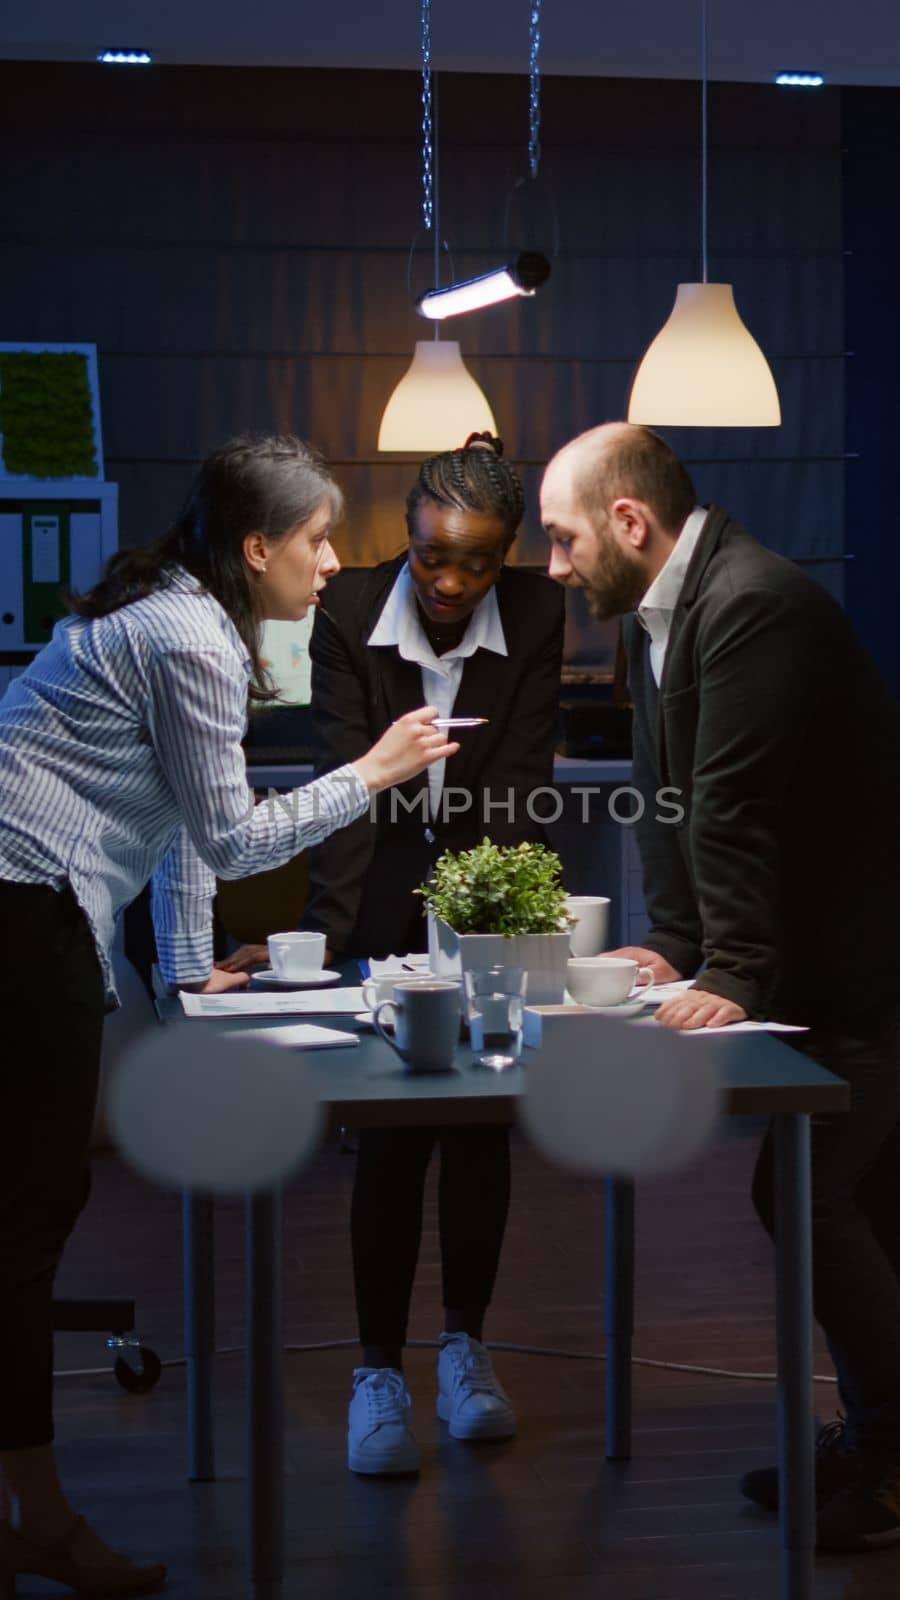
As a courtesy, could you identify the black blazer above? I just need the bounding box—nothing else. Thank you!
[625,507,900,1027]
[301,557,565,958]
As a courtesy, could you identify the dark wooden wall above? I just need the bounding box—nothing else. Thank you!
[0,61,846,663]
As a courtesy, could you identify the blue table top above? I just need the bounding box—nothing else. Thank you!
[157,997,849,1121]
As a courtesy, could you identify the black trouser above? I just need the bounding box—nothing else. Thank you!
[0,881,105,1449]
[752,1010,900,1453]
[351,1124,511,1351]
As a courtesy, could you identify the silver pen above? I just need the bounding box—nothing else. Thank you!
[432,717,489,729]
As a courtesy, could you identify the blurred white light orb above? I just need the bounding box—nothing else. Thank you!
[108,1026,323,1193]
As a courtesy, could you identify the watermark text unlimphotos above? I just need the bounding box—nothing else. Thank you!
[250,777,684,829]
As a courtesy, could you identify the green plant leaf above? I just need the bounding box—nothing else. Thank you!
[417,838,571,936]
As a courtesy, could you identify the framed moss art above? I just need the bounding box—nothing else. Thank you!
[0,343,104,480]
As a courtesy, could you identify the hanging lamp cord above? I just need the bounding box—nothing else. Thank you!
[421,0,433,233]
[528,0,542,180]
[701,0,709,283]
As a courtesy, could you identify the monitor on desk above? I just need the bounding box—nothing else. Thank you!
[243,615,317,762]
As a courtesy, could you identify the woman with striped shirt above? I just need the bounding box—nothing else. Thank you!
[0,435,456,1597]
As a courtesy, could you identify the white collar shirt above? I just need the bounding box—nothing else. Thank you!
[368,561,508,819]
[637,506,708,686]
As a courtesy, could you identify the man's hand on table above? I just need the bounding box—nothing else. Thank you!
[604,947,747,1029]
[604,947,683,985]
[654,989,747,1031]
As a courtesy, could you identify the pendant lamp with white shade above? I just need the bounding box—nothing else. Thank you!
[377,340,497,452]
[377,0,496,452]
[627,0,781,428]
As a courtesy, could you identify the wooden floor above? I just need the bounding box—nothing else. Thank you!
[46,1116,899,1600]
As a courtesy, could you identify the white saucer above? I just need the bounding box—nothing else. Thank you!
[563,993,648,1017]
[354,1011,393,1032]
[249,968,340,989]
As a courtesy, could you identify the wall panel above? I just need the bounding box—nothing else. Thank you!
[0,62,845,658]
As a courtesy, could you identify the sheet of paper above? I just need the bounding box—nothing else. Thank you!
[233,1024,359,1049]
[179,987,365,1019]
[674,1020,809,1035]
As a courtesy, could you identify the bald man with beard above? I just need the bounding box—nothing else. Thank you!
[540,422,900,1554]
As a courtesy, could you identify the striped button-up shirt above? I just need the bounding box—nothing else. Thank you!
[0,568,369,1003]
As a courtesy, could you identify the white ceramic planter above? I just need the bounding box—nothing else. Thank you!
[427,912,569,1005]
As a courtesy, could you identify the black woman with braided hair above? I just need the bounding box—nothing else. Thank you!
[218,433,564,1476]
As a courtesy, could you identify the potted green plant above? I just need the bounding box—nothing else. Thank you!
[417,838,573,1004]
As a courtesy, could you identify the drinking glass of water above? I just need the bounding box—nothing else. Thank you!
[463,966,528,1072]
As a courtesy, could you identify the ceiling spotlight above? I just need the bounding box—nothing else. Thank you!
[97,49,152,65]
[774,71,824,88]
[417,251,551,321]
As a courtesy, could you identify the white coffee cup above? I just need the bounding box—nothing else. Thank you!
[267,931,326,980]
[566,955,654,1007]
[374,980,462,1073]
[361,971,432,1012]
[564,895,611,957]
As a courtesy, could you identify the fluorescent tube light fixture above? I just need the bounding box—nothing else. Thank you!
[417,251,551,321]
[775,71,824,87]
[97,49,152,65]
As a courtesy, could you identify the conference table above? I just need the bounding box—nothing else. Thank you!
[159,997,849,1600]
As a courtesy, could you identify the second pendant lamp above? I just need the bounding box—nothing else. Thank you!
[627,1,781,428]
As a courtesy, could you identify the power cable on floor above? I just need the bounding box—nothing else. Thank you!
[52,1336,838,1386]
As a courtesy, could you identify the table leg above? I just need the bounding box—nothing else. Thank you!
[773,1113,815,1600]
[182,1191,216,1482]
[246,1188,284,1600]
[604,1176,635,1461]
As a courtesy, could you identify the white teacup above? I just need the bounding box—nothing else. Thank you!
[566,955,654,1007]
[361,971,434,1014]
[564,895,611,957]
[267,931,326,980]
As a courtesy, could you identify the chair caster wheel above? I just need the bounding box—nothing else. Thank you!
[114,1345,162,1393]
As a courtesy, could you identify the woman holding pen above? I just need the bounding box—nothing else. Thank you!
[219,434,565,1478]
[0,435,455,1595]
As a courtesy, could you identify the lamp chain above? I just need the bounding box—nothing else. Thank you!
[421,0,433,231]
[701,0,708,283]
[528,0,542,179]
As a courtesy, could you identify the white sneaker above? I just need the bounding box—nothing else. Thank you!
[436,1333,517,1441]
[347,1367,420,1475]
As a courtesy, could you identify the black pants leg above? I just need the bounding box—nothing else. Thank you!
[352,1126,436,1353]
[438,1125,511,1313]
[352,1124,511,1352]
[0,882,105,1449]
[752,1012,900,1449]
